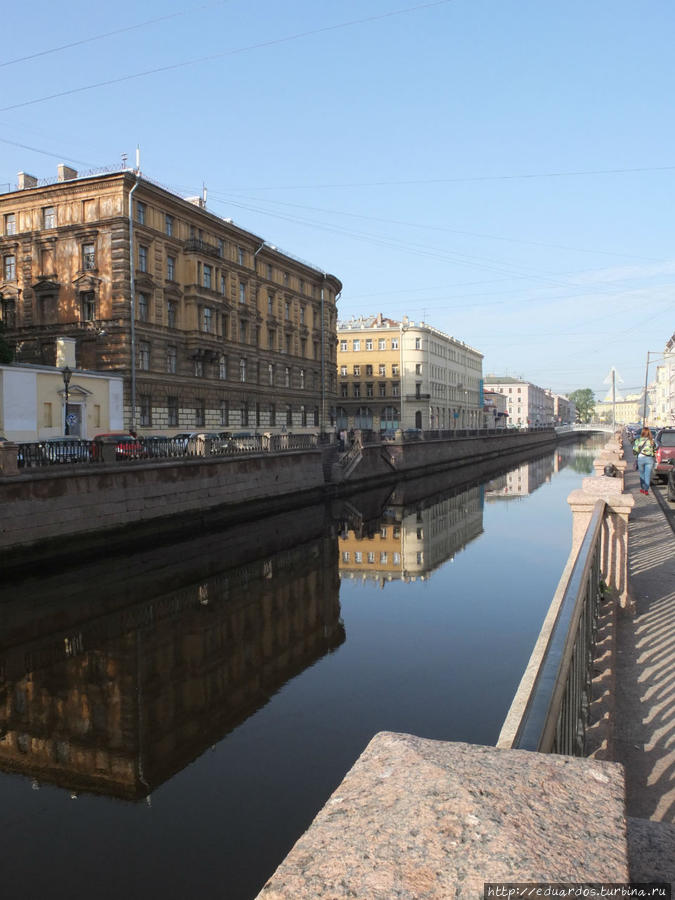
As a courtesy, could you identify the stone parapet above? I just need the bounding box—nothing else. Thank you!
[0,441,19,476]
[258,732,629,899]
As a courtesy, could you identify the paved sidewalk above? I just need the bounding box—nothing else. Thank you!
[614,459,675,880]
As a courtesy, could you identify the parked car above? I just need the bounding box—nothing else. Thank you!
[665,460,675,502]
[40,436,91,464]
[92,432,144,460]
[654,428,675,483]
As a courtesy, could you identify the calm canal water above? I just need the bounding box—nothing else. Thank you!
[0,436,603,899]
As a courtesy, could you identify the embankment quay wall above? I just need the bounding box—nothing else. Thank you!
[1,429,563,563]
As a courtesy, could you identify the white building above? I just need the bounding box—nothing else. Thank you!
[483,376,554,427]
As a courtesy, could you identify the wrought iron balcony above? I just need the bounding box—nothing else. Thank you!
[184,238,222,259]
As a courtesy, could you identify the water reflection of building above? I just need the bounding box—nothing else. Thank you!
[484,455,554,499]
[0,533,342,801]
[338,484,484,585]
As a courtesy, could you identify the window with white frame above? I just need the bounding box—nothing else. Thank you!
[138,245,148,273]
[43,206,56,229]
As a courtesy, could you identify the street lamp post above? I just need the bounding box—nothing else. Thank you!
[62,365,72,435]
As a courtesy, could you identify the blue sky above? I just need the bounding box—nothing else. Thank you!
[2,0,673,398]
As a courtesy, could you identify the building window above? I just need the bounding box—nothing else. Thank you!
[168,396,178,426]
[378,338,386,350]
[166,345,177,374]
[391,338,399,349]
[137,292,149,321]
[353,365,360,376]
[267,293,274,314]
[378,383,386,397]
[284,301,290,320]
[300,305,305,324]
[283,366,290,388]
[239,282,246,304]
[341,384,348,398]
[285,334,292,355]
[300,368,305,389]
[283,271,289,286]
[268,363,274,385]
[415,337,421,349]
[340,365,347,376]
[167,255,175,280]
[378,364,386,376]
[195,401,205,427]
[239,319,247,343]
[415,363,422,374]
[286,404,292,425]
[1,298,16,326]
[3,255,16,281]
[270,402,276,425]
[299,279,305,295]
[81,243,96,270]
[203,264,212,289]
[220,273,226,295]
[366,383,374,397]
[136,201,145,224]
[239,358,246,382]
[268,328,276,349]
[140,395,152,427]
[353,339,360,351]
[202,307,213,333]
[81,291,96,321]
[165,214,173,236]
[138,245,148,273]
[365,339,373,351]
[340,340,348,352]
[220,400,229,426]
[392,364,399,376]
[365,364,373,376]
[167,300,177,328]
[217,239,224,258]
[353,383,361,398]
[267,263,273,280]
[237,246,245,265]
[4,213,16,235]
[138,341,150,370]
[43,206,56,229]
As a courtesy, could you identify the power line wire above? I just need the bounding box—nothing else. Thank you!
[0,1,235,69]
[0,0,455,113]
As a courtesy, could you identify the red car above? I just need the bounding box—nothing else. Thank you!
[92,432,144,461]
[654,428,675,483]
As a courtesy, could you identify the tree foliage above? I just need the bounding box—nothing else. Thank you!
[0,322,14,364]
[569,388,595,423]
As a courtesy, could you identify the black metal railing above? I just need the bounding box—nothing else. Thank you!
[497,499,605,756]
[15,433,319,470]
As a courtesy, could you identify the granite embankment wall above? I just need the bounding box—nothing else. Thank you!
[1,430,562,561]
[0,450,326,562]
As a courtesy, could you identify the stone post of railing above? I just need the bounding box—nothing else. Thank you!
[567,475,634,611]
[0,441,19,476]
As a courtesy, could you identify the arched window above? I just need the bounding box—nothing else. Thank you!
[380,406,399,432]
[354,407,373,429]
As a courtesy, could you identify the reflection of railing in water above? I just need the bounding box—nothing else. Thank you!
[498,500,604,755]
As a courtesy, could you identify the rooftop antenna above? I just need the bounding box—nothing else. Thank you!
[202,182,207,205]
[135,145,141,175]
[121,152,128,170]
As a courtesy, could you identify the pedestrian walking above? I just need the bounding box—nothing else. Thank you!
[633,426,656,495]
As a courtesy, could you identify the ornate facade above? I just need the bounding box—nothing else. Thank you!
[0,166,341,434]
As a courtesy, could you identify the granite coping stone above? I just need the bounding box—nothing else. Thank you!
[258,732,629,900]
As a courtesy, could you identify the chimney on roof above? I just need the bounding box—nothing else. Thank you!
[17,172,38,190]
[377,312,383,325]
[57,164,78,182]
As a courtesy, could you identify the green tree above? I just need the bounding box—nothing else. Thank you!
[569,388,595,423]
[0,322,14,364]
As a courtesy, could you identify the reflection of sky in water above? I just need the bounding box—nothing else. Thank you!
[0,438,603,900]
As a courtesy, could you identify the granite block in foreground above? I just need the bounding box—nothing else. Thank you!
[258,732,628,900]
